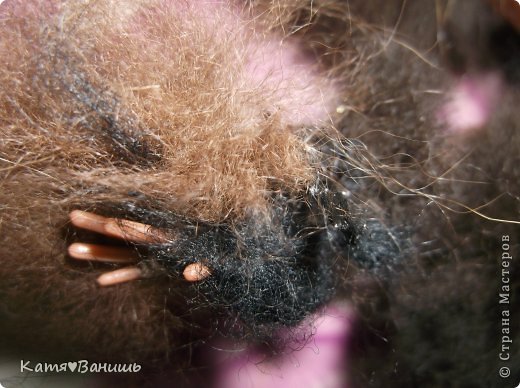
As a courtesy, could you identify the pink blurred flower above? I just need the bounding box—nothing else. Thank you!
[214,303,353,388]
[439,73,502,133]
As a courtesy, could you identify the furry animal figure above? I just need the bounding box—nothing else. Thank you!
[0,0,518,387]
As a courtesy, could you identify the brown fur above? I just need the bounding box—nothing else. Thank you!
[0,0,519,386]
[0,0,330,363]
